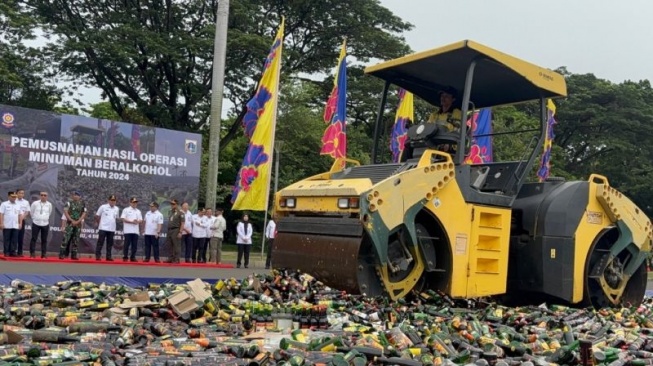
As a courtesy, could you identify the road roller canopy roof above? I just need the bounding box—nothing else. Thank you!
[364,40,567,109]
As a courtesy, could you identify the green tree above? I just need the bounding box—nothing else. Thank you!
[25,0,412,142]
[0,0,63,110]
[552,73,653,214]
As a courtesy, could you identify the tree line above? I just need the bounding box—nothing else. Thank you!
[2,0,652,216]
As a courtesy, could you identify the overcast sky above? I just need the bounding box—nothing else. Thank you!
[381,0,652,83]
[70,0,652,108]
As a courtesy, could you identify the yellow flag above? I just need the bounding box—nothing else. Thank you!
[231,18,284,210]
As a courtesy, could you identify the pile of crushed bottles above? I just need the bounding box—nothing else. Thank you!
[1,270,653,365]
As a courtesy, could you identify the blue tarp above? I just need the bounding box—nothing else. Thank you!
[0,274,220,287]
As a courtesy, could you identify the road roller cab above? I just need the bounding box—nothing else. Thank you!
[272,40,652,308]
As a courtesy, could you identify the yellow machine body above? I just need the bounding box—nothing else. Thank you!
[272,40,652,307]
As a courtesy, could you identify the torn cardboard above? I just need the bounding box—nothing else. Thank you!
[186,278,211,302]
[167,290,200,315]
[128,291,150,302]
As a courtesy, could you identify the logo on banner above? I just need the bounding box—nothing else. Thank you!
[185,139,197,154]
[2,113,15,129]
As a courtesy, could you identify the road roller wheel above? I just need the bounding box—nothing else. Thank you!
[585,228,647,309]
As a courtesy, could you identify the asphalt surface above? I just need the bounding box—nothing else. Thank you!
[1,259,653,291]
[0,257,270,280]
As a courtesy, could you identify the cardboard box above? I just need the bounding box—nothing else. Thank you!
[167,290,200,315]
[186,278,211,302]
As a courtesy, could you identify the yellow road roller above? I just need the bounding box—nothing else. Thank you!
[271,40,652,308]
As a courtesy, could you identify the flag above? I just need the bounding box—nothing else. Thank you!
[390,89,413,163]
[131,124,141,156]
[320,39,347,167]
[464,109,493,164]
[231,18,284,211]
[537,99,557,182]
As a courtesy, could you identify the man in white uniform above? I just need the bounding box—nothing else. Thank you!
[0,191,22,257]
[202,208,214,263]
[191,208,208,263]
[181,202,193,263]
[15,188,30,257]
[143,201,163,263]
[265,214,277,269]
[121,197,142,262]
[29,191,53,258]
[95,195,119,261]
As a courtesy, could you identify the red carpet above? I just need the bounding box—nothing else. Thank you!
[0,255,234,268]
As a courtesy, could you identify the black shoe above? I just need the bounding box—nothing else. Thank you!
[130,258,137,262]
[143,258,150,262]
[96,257,101,261]
[59,255,65,260]
[154,260,160,263]
[236,264,241,268]
[106,258,114,262]
[122,257,128,261]
[30,254,36,258]
[41,255,47,259]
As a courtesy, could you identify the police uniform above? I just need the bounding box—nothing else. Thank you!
[165,204,184,263]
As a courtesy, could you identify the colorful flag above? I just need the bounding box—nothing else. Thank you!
[464,109,493,164]
[131,124,141,156]
[390,89,413,163]
[231,18,285,211]
[537,99,557,182]
[320,39,347,167]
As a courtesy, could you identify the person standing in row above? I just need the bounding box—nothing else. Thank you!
[0,192,22,257]
[203,208,214,263]
[29,191,53,258]
[95,195,119,261]
[60,190,86,260]
[165,199,184,263]
[191,208,208,263]
[209,207,226,264]
[15,188,30,257]
[265,214,277,269]
[121,197,142,262]
[236,213,253,268]
[181,202,193,263]
[143,202,163,263]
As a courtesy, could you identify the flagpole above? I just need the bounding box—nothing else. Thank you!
[206,0,230,211]
[261,17,285,260]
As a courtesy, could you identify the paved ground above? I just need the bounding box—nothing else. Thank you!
[3,253,653,291]
[0,251,270,280]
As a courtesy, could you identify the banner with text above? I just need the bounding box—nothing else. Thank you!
[0,104,202,257]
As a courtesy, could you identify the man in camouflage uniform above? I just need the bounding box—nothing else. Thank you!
[60,190,87,260]
[165,199,184,263]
